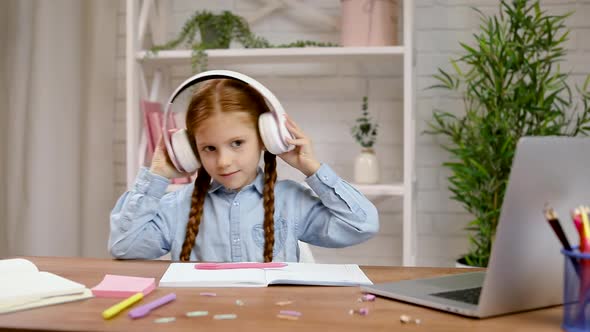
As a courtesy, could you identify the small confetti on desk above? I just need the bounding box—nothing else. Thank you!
[154,317,176,324]
[361,294,376,302]
[213,314,237,320]
[275,300,293,306]
[200,292,217,297]
[349,308,369,316]
[186,311,209,317]
[279,310,302,317]
[235,299,245,306]
[277,314,299,320]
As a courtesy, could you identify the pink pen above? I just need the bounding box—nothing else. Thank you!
[575,207,590,325]
[572,211,584,248]
[195,262,288,270]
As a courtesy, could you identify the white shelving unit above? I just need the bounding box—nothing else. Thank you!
[126,0,417,266]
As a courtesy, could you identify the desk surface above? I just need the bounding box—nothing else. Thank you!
[0,256,561,332]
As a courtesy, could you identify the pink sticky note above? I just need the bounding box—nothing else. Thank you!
[91,274,156,298]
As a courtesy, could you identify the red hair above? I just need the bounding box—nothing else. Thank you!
[179,79,277,262]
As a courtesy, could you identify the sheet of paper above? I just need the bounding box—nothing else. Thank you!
[0,289,93,314]
[159,263,267,287]
[0,272,86,303]
[265,263,373,286]
[0,258,38,275]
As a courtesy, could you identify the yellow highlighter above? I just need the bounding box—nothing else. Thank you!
[102,292,143,320]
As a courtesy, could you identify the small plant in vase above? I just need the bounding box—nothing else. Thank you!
[351,96,379,184]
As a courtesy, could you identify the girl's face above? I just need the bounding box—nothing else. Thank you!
[194,111,263,191]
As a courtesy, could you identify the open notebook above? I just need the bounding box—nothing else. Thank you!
[0,259,92,314]
[159,262,373,288]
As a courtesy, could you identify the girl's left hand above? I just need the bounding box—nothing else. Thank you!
[278,114,321,177]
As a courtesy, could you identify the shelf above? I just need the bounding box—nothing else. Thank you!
[137,46,405,66]
[127,0,415,265]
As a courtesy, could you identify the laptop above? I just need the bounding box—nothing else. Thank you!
[361,136,588,318]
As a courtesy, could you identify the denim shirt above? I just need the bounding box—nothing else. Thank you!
[109,163,379,262]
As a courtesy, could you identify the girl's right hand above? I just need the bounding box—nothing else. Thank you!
[150,136,190,179]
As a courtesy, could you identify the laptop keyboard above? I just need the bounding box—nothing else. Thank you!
[430,287,482,305]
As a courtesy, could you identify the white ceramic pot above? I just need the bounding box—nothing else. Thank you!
[354,148,380,184]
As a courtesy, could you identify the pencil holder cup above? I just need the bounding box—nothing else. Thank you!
[562,247,590,332]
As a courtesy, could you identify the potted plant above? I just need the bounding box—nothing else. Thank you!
[351,96,379,184]
[426,0,590,267]
[149,10,337,72]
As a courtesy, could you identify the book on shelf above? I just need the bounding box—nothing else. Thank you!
[0,258,92,314]
[159,262,373,288]
[141,100,191,184]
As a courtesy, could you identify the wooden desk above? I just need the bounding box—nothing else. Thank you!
[0,256,562,332]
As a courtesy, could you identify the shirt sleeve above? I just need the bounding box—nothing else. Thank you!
[108,167,177,259]
[295,163,379,247]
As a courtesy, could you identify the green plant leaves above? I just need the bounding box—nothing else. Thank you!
[425,0,590,267]
[351,96,378,148]
[149,10,338,73]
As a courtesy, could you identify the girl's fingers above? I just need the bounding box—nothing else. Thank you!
[286,138,307,146]
[285,117,306,139]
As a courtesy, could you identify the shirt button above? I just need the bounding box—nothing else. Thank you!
[323,176,328,181]
[233,238,240,243]
[233,201,239,206]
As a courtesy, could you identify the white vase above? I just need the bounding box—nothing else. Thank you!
[354,148,379,184]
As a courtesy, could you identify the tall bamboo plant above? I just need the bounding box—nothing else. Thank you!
[426,0,590,267]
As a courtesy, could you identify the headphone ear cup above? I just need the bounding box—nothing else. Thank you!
[171,129,200,173]
[259,112,289,155]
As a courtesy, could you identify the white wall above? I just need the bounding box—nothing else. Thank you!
[112,0,590,266]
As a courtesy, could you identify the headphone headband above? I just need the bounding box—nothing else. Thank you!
[165,70,286,117]
[162,70,291,173]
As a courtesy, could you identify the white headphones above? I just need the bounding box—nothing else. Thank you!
[163,70,294,173]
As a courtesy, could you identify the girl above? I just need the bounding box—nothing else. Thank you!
[109,78,379,262]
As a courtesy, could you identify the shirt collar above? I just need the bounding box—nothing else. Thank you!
[208,167,265,195]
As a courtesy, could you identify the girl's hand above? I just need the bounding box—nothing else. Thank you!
[150,136,191,179]
[278,115,321,177]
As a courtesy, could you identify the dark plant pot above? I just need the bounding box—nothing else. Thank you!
[199,22,230,49]
[455,257,480,268]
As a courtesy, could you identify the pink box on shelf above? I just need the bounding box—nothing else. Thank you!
[340,0,399,47]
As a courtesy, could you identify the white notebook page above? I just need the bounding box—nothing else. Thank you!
[159,262,268,287]
[265,263,373,286]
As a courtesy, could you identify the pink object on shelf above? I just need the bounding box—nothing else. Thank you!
[340,0,398,46]
[91,274,156,298]
[141,100,192,184]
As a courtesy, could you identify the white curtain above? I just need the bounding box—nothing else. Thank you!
[0,0,118,258]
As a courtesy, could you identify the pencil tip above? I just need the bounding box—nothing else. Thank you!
[544,205,557,220]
